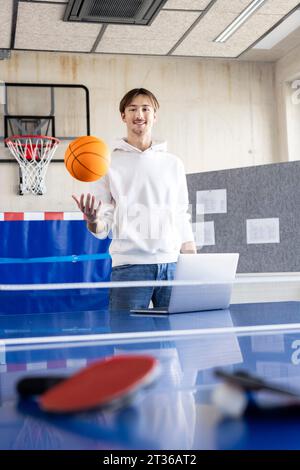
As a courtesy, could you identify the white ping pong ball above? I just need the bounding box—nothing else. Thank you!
[211,382,247,419]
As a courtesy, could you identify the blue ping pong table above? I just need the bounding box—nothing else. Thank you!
[0,289,300,450]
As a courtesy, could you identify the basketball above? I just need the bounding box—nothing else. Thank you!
[64,135,110,182]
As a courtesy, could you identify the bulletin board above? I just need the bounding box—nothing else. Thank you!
[187,161,300,273]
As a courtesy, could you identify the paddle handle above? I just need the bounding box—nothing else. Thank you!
[17,376,65,397]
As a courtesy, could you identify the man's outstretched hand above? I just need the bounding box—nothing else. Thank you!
[72,193,101,224]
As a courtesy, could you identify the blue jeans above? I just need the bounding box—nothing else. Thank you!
[109,263,177,311]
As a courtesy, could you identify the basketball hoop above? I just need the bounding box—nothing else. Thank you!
[5,135,59,195]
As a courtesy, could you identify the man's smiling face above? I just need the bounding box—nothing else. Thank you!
[121,94,157,137]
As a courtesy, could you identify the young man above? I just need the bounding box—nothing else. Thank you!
[73,88,196,310]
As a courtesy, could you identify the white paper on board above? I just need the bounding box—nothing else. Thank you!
[196,189,227,214]
[246,218,280,244]
[193,221,215,247]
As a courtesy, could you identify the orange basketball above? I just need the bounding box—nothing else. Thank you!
[64,135,110,182]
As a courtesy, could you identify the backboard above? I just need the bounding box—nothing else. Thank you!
[1,82,90,162]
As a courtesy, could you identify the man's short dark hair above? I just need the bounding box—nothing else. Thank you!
[119,88,160,114]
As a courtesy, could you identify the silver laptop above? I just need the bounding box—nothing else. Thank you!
[131,253,239,315]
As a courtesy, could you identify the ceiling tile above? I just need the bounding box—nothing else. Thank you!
[96,10,200,55]
[212,0,262,14]
[0,0,13,49]
[15,3,101,52]
[163,0,211,9]
[172,0,300,57]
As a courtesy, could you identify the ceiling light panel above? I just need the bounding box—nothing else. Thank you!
[96,10,199,55]
[172,0,300,57]
[0,0,13,48]
[163,0,211,9]
[15,3,101,52]
[215,0,268,43]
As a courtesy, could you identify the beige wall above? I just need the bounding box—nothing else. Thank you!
[0,51,279,211]
[276,43,300,163]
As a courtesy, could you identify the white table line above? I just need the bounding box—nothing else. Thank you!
[1,322,300,348]
[0,276,300,291]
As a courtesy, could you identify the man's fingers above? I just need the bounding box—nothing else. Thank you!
[86,193,91,212]
[72,194,80,207]
[80,194,85,211]
[72,193,101,221]
[89,195,95,215]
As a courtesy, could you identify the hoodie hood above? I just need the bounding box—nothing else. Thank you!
[112,138,167,154]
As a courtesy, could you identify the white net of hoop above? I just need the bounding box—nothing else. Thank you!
[6,136,59,195]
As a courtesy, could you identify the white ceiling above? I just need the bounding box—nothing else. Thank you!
[0,0,300,60]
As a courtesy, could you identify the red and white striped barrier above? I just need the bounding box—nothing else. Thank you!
[0,212,85,221]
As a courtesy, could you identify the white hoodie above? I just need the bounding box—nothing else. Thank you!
[90,139,194,267]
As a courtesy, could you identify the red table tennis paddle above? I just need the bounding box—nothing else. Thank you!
[17,354,159,414]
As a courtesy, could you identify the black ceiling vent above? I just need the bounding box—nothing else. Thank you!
[64,0,168,25]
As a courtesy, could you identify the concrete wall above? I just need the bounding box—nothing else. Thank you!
[0,51,279,211]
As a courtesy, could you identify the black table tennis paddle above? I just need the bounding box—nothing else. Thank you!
[215,369,300,397]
